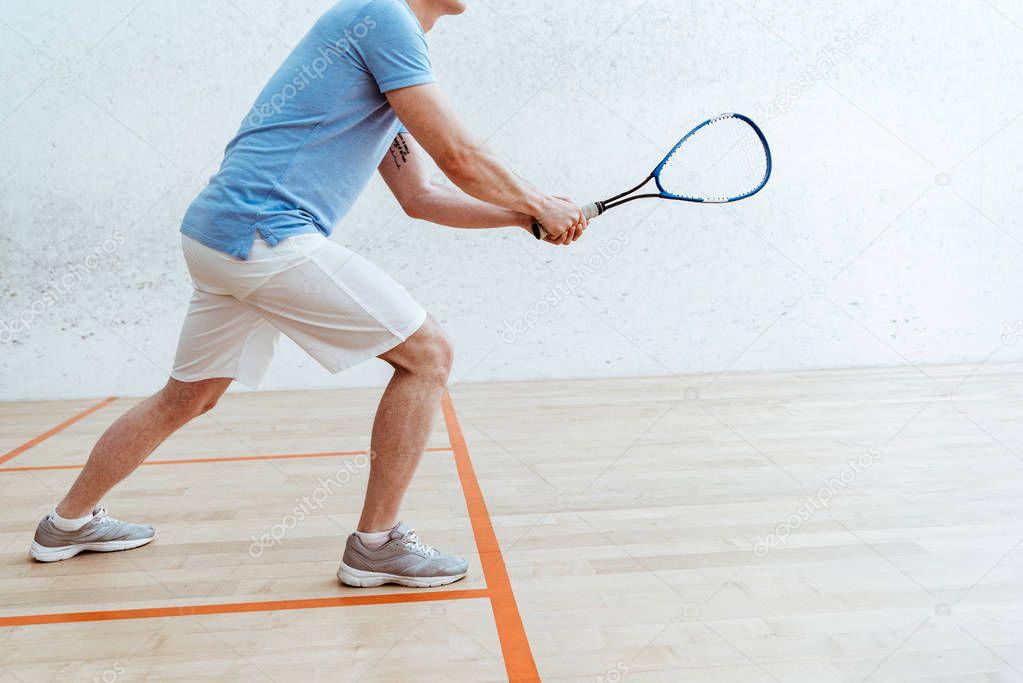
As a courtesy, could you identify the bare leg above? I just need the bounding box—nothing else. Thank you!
[357,318,453,532]
[57,378,231,518]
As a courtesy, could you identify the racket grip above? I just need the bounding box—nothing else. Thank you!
[531,201,604,240]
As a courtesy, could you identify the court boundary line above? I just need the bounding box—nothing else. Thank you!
[0,589,490,627]
[442,390,540,682]
[0,392,541,682]
[0,447,453,473]
[0,397,118,466]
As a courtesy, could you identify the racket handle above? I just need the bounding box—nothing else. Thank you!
[531,201,604,240]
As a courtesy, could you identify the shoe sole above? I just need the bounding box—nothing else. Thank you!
[337,561,467,588]
[30,535,155,562]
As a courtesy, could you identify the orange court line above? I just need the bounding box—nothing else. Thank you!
[0,397,118,467]
[0,446,453,473]
[1,392,540,683]
[0,589,490,628]
[441,391,541,683]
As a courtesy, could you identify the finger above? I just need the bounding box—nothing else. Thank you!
[545,230,566,245]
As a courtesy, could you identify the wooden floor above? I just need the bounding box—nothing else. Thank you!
[1,363,1021,682]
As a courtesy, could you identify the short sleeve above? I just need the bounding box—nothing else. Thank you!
[356,1,436,93]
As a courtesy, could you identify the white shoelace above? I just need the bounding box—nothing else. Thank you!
[92,507,121,526]
[399,529,438,557]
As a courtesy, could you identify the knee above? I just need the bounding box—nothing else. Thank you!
[434,333,455,381]
[161,380,225,419]
[419,329,454,385]
[398,323,454,386]
[193,394,220,417]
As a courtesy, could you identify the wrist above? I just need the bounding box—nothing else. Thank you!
[521,191,547,218]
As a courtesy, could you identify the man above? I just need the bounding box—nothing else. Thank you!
[30,0,586,588]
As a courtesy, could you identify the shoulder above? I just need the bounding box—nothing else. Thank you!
[357,0,423,37]
[316,0,419,38]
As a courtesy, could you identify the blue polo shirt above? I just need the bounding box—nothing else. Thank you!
[182,0,435,259]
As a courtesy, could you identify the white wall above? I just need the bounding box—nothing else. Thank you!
[1,0,1021,401]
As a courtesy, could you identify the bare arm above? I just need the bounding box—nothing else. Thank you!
[385,83,585,243]
[379,132,533,231]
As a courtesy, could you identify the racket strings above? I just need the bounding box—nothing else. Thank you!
[657,116,769,202]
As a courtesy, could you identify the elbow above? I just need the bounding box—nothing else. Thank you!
[399,187,433,220]
[436,146,475,187]
[402,201,426,220]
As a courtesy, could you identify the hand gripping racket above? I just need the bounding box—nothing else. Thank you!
[532,112,772,239]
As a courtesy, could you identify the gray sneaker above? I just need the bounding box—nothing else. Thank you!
[338,522,468,588]
[30,507,156,562]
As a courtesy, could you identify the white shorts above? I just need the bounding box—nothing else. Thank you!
[172,233,427,388]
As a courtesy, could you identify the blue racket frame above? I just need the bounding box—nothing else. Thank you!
[532,113,772,239]
[598,112,772,212]
[652,112,772,203]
